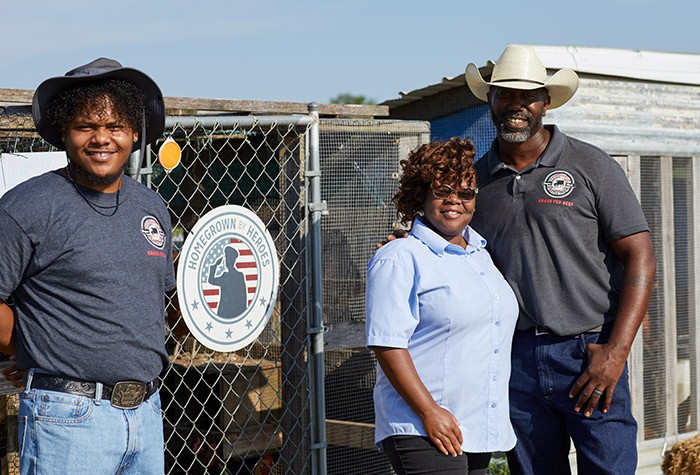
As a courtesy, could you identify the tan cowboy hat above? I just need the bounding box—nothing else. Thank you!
[465,45,579,109]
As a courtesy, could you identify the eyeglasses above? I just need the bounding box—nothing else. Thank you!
[430,183,478,202]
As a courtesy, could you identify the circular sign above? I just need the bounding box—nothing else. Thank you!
[177,205,279,352]
[158,137,182,171]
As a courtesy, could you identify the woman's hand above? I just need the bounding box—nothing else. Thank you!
[420,404,463,457]
[372,346,464,456]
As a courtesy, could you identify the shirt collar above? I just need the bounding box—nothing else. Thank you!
[484,124,565,176]
[410,217,487,256]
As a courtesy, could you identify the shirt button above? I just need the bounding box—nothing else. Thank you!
[494,294,500,299]
[480,272,485,276]
[494,349,499,354]
[491,403,497,408]
[515,176,521,180]
[495,321,501,326]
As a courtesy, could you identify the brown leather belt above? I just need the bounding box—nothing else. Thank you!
[30,373,158,409]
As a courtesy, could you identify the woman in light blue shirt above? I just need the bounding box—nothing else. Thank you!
[366,138,518,475]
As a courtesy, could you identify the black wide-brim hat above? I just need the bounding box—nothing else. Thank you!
[32,57,165,150]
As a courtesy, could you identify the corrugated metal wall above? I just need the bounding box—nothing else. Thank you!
[548,76,700,157]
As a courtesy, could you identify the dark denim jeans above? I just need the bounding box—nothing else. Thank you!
[382,436,491,475]
[507,328,637,475]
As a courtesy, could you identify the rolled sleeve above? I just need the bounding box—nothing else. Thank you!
[365,255,417,349]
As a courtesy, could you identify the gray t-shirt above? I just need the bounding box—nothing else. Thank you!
[472,125,649,336]
[0,170,175,385]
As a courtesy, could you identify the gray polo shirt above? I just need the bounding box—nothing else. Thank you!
[471,125,649,336]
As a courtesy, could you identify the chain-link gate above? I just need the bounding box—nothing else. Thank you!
[0,99,430,474]
[153,112,318,475]
[0,104,322,474]
[154,113,430,475]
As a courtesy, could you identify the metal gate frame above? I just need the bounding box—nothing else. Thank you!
[147,106,328,475]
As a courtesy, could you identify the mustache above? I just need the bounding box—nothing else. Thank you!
[498,110,533,123]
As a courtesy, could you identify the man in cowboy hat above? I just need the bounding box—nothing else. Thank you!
[465,45,656,474]
[0,58,174,474]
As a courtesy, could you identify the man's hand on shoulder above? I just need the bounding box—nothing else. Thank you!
[376,229,409,250]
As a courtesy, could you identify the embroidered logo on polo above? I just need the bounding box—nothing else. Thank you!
[542,170,576,198]
[177,205,279,352]
[141,216,166,249]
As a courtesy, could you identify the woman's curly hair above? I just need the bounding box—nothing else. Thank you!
[393,137,477,226]
[46,78,147,135]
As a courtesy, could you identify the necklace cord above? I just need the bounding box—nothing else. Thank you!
[65,165,122,216]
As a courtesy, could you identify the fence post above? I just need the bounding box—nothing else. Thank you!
[279,118,312,474]
[306,103,328,475]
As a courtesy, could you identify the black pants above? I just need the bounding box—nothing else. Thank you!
[381,436,491,475]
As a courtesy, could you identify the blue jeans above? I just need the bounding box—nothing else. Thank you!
[19,369,165,475]
[507,328,637,475]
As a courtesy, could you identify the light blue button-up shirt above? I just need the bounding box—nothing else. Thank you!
[366,217,518,453]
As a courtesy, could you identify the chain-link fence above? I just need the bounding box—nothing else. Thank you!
[0,106,319,474]
[0,101,430,474]
[155,113,317,475]
[155,113,429,475]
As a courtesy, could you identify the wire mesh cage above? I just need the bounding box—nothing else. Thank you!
[318,119,429,475]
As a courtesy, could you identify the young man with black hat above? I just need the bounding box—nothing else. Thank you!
[0,58,174,474]
[464,45,657,474]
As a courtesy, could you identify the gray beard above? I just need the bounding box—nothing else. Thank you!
[494,110,544,144]
[498,126,533,143]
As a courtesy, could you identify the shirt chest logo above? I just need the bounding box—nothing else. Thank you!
[542,170,575,198]
[141,216,166,250]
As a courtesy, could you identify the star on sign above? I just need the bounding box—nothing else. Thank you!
[206,322,213,331]
[225,329,233,339]
[190,300,200,310]
[245,320,252,329]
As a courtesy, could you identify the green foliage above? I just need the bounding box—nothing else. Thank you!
[487,453,510,475]
[329,93,377,105]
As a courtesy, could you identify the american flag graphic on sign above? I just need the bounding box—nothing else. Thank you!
[200,237,259,314]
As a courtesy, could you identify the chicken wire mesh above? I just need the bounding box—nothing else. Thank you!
[637,155,698,443]
[318,119,429,475]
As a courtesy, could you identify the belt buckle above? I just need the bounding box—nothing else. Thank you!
[535,326,549,336]
[110,381,147,409]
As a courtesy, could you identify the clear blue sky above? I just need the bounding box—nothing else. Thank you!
[3,0,697,105]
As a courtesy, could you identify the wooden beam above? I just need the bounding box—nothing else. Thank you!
[222,424,284,459]
[324,320,366,350]
[0,89,389,118]
[326,419,375,450]
[0,89,33,104]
